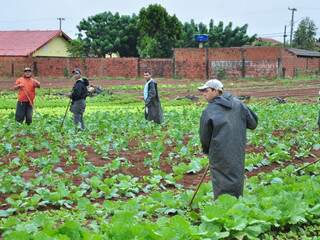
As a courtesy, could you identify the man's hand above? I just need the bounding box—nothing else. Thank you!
[13,83,24,90]
[88,86,95,93]
[33,81,40,88]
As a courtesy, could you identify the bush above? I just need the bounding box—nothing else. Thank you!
[63,67,69,77]
[215,67,227,79]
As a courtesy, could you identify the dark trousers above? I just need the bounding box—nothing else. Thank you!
[70,99,86,130]
[15,101,33,125]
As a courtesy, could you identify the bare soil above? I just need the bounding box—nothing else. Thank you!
[1,143,319,212]
[1,77,319,212]
[1,77,319,99]
[1,144,319,189]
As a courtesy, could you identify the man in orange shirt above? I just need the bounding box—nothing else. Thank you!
[13,67,40,125]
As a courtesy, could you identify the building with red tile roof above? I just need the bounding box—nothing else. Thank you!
[0,30,72,57]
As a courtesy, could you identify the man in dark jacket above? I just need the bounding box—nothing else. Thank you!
[198,79,258,199]
[70,68,89,130]
[143,71,163,124]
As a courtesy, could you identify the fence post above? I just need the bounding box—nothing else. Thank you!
[11,63,14,77]
[240,48,246,78]
[137,58,140,78]
[277,58,282,78]
[33,62,38,76]
[205,48,209,79]
[172,49,176,78]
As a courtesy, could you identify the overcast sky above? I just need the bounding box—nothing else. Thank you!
[1,0,319,42]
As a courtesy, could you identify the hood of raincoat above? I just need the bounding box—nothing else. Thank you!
[80,77,89,86]
[210,92,233,109]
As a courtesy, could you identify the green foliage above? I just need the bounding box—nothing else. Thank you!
[293,17,318,50]
[63,67,69,77]
[215,67,227,79]
[253,41,273,47]
[263,224,320,239]
[71,5,256,57]
[67,39,86,58]
[208,20,256,47]
[178,20,208,48]
[137,4,183,58]
[1,83,320,239]
[178,19,256,48]
[76,11,139,57]
[252,39,282,47]
[137,36,160,58]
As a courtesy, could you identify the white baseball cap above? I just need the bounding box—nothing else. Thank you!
[198,79,224,91]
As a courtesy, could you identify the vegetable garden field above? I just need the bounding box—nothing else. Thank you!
[0,77,320,239]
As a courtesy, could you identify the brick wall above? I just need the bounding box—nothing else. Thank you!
[0,47,319,79]
[174,48,207,79]
[244,47,281,60]
[174,47,320,79]
[282,50,302,77]
[178,47,282,79]
[33,57,139,78]
[173,47,283,79]
[0,56,33,77]
[0,57,172,78]
[139,59,173,78]
[208,48,242,61]
[282,49,320,77]
[208,48,243,78]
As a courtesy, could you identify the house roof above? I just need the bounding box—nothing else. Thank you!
[257,37,282,44]
[287,48,320,58]
[0,30,72,56]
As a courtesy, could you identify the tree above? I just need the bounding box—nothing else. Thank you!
[71,6,257,58]
[73,12,139,57]
[67,39,86,57]
[208,21,256,47]
[137,36,160,58]
[293,17,317,50]
[138,4,183,58]
[178,19,256,48]
[178,20,208,48]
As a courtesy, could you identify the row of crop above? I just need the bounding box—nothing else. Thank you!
[2,163,320,239]
[0,103,319,212]
[1,101,319,168]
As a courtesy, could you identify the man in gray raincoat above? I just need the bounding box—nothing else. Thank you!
[199,79,258,199]
[143,71,163,124]
[69,68,89,130]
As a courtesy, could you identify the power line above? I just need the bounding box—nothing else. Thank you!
[293,17,304,24]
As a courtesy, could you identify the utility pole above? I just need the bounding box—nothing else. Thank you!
[57,17,65,31]
[288,7,297,46]
[283,25,287,48]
